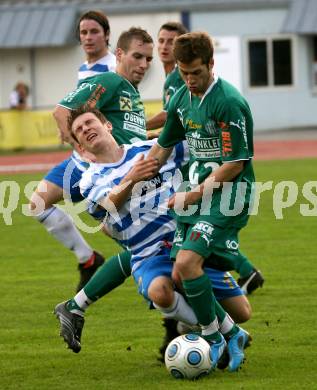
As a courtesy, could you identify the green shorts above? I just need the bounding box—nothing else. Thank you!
[170,220,248,272]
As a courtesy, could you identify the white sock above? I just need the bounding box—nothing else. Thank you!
[74,289,93,310]
[35,206,93,263]
[219,313,235,335]
[201,318,219,337]
[154,291,198,326]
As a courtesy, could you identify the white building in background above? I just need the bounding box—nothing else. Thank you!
[191,1,317,131]
[0,0,316,131]
[0,5,180,108]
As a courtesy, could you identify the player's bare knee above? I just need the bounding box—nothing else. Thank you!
[29,199,37,212]
[238,301,252,323]
[148,277,174,307]
[29,180,63,216]
[29,190,47,216]
[220,295,252,323]
[235,296,252,322]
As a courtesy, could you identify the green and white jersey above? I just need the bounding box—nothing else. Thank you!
[158,76,255,228]
[59,72,147,145]
[163,67,184,111]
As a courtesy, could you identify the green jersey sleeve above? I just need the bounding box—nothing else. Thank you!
[218,97,254,162]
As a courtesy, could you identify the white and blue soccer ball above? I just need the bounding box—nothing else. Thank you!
[164,334,212,380]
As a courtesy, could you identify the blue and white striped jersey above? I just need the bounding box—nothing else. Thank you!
[80,140,189,271]
[78,52,116,81]
[70,150,90,172]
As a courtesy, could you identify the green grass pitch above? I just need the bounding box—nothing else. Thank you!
[0,159,317,389]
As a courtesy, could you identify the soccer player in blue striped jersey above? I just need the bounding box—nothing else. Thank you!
[77,11,116,81]
[80,136,186,267]
[29,24,152,292]
[54,107,251,371]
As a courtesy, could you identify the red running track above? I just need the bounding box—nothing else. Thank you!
[0,140,317,175]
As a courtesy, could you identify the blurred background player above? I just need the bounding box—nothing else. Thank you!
[77,10,116,81]
[29,11,116,291]
[157,21,187,76]
[147,21,187,131]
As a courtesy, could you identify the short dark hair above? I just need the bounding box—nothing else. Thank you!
[116,27,153,51]
[159,22,188,36]
[68,106,107,143]
[173,32,214,65]
[76,10,110,46]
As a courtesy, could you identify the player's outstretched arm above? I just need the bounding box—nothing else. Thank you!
[168,161,245,209]
[99,154,159,212]
[200,160,245,194]
[53,105,72,145]
[146,142,173,169]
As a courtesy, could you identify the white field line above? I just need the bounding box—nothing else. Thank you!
[0,163,55,172]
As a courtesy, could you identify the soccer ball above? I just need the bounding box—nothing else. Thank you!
[164,334,212,380]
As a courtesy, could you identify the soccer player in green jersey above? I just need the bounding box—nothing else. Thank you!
[147,32,259,366]
[54,28,153,146]
[147,26,263,294]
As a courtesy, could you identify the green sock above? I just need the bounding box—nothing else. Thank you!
[66,299,84,315]
[182,273,221,342]
[84,250,131,301]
